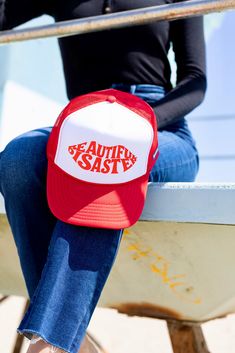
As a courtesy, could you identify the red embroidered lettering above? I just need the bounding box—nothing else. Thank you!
[68,142,137,174]
[124,147,132,159]
[90,157,102,172]
[111,146,117,159]
[77,153,92,170]
[86,141,97,155]
[96,144,106,158]
[68,142,87,162]
[130,155,137,164]
[104,146,113,159]
[122,158,133,172]
[100,159,111,174]
[110,159,121,174]
[116,145,125,159]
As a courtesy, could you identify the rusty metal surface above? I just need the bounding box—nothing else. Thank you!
[110,302,183,320]
[0,0,234,44]
[167,322,210,353]
[98,221,235,322]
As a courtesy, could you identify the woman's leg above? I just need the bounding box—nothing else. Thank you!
[0,120,198,353]
[149,125,199,182]
[0,128,123,353]
[0,127,56,298]
[21,221,122,353]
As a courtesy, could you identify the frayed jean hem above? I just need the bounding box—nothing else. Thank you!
[16,328,70,353]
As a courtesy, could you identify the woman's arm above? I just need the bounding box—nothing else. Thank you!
[0,0,55,30]
[152,14,207,130]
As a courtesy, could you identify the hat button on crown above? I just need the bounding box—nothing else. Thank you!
[106,95,116,103]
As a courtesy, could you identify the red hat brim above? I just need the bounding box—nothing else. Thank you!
[46,160,149,229]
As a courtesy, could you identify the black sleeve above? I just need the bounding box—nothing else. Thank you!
[0,0,55,30]
[152,15,207,130]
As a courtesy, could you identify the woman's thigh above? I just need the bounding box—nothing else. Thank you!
[0,124,199,191]
[149,129,199,182]
[0,127,52,195]
[0,127,55,298]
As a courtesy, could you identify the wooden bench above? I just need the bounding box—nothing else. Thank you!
[1,182,235,353]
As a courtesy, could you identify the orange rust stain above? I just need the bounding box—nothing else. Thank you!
[124,235,202,304]
[123,229,131,241]
[110,302,183,320]
[123,229,130,235]
[128,243,152,259]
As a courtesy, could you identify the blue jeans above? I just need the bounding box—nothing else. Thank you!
[0,84,199,353]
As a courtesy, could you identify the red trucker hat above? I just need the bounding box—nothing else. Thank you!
[46,89,159,229]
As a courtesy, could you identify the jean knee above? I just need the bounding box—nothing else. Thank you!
[0,128,51,197]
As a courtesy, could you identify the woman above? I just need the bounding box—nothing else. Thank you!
[0,0,207,352]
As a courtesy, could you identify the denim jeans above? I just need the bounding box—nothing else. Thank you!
[0,84,199,353]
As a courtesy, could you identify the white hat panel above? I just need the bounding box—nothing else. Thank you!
[54,101,153,184]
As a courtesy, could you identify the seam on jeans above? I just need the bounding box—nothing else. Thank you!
[17,232,73,353]
[69,267,106,351]
[70,229,123,352]
[17,230,58,337]
[69,241,116,352]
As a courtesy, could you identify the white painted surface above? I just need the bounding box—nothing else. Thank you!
[141,182,235,224]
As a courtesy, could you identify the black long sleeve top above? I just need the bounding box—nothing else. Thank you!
[0,0,207,129]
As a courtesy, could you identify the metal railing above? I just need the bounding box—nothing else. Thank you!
[0,0,234,45]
